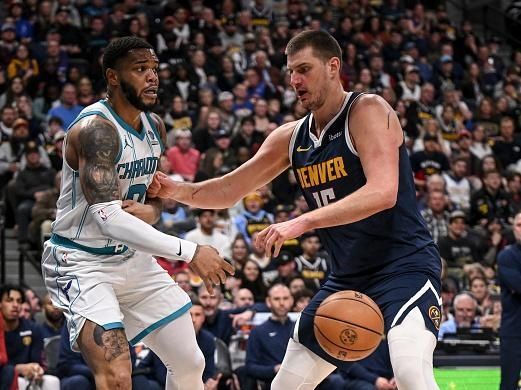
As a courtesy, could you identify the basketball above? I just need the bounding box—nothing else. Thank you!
[314,290,384,361]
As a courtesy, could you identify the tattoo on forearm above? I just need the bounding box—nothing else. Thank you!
[93,325,129,362]
[387,110,390,129]
[79,121,121,204]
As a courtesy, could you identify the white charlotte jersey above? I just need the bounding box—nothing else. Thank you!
[51,100,164,254]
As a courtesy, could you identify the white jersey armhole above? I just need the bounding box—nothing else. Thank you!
[344,92,366,157]
[288,117,306,167]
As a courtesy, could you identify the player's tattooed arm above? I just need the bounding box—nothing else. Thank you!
[93,325,129,362]
[78,120,121,205]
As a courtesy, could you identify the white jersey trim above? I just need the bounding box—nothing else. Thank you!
[344,92,365,157]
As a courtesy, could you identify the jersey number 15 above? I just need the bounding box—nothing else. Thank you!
[312,188,336,208]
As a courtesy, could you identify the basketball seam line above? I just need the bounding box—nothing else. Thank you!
[315,314,383,336]
[313,323,379,352]
[321,296,384,322]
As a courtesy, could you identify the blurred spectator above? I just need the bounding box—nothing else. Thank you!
[194,147,223,182]
[438,292,480,340]
[442,156,472,211]
[239,259,267,302]
[469,124,493,162]
[469,169,511,227]
[233,288,255,309]
[164,96,193,139]
[155,195,194,238]
[245,284,293,386]
[24,287,41,321]
[39,294,65,340]
[197,286,253,346]
[396,65,421,102]
[76,76,96,107]
[14,143,55,245]
[57,325,93,390]
[193,110,222,153]
[235,191,274,248]
[438,210,481,285]
[295,231,328,292]
[492,116,521,171]
[0,105,16,140]
[185,209,232,259]
[0,75,24,111]
[421,189,450,244]
[29,170,60,248]
[166,128,200,182]
[47,83,83,129]
[189,298,218,384]
[210,128,237,168]
[7,44,39,92]
[497,212,521,390]
[272,251,298,286]
[1,285,60,389]
[48,130,65,171]
[410,133,450,191]
[52,6,84,58]
[230,234,250,271]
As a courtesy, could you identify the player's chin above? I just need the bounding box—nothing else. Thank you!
[139,97,157,111]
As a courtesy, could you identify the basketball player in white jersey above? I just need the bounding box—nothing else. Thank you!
[41,37,234,390]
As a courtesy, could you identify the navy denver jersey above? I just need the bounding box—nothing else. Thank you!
[289,92,435,277]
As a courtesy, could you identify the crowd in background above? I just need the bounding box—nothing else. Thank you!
[1,0,521,389]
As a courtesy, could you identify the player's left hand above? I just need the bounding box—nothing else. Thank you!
[122,200,158,224]
[256,219,307,257]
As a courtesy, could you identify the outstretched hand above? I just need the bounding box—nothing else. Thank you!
[255,219,307,258]
[147,171,174,198]
[189,245,235,295]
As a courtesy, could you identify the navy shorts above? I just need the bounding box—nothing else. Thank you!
[294,245,442,370]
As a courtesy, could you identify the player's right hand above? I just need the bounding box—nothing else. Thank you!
[189,245,235,295]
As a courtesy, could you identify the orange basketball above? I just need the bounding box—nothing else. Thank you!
[314,290,384,361]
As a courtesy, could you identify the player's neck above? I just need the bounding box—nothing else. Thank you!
[312,86,347,135]
[106,94,142,132]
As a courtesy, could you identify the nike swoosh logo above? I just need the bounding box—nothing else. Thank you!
[176,242,182,256]
[297,145,312,152]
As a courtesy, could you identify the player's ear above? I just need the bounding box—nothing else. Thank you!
[328,57,340,77]
[106,68,119,86]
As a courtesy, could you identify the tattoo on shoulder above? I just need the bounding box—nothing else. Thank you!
[79,121,121,204]
[92,325,129,362]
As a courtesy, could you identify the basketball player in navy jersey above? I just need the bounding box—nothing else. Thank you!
[41,37,234,389]
[149,30,441,390]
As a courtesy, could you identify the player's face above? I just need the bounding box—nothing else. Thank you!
[1,290,22,321]
[119,49,159,112]
[287,46,332,112]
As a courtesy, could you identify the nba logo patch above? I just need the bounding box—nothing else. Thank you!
[98,208,108,221]
[428,306,441,330]
[148,130,159,146]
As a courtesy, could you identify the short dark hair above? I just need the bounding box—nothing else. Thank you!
[285,30,342,67]
[102,36,153,82]
[0,284,25,303]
